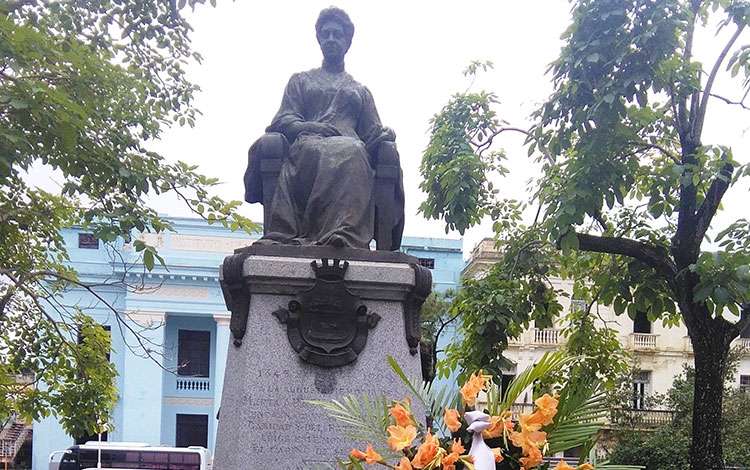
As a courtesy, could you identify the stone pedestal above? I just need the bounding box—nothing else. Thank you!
[214,245,431,470]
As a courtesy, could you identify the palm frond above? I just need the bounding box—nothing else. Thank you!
[387,355,460,434]
[305,393,391,446]
[484,378,501,415]
[546,376,608,455]
[495,351,573,414]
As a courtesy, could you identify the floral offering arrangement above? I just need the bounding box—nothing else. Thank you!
[312,352,640,470]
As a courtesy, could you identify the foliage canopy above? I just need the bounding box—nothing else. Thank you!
[0,0,256,437]
[420,1,750,469]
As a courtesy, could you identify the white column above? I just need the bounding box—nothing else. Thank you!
[211,314,231,452]
[121,310,166,444]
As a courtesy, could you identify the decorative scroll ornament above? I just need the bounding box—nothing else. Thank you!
[273,258,381,367]
[219,248,251,347]
[404,263,432,355]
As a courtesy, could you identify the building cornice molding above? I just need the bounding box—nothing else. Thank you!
[125,310,166,327]
[213,314,231,327]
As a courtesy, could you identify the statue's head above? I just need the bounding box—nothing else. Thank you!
[315,7,354,62]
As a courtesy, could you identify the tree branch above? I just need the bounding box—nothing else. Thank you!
[573,232,678,284]
[591,209,608,232]
[473,126,555,165]
[707,92,750,112]
[1,268,173,371]
[507,240,553,280]
[677,5,698,135]
[634,143,681,164]
[693,163,734,248]
[433,310,461,349]
[694,24,746,139]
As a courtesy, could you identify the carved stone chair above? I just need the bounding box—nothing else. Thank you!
[244,132,404,250]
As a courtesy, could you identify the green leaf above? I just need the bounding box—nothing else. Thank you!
[143,249,155,271]
[560,231,580,254]
[10,98,29,109]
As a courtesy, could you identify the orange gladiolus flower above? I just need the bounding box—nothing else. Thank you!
[444,407,462,432]
[491,448,504,462]
[442,452,458,470]
[534,393,559,425]
[411,432,443,469]
[483,414,515,439]
[389,402,413,427]
[363,444,382,465]
[517,412,545,434]
[578,463,595,470]
[554,461,575,470]
[459,370,490,407]
[394,456,413,470]
[509,429,547,457]
[350,448,367,460]
[519,445,543,469]
[387,424,417,451]
[424,430,440,447]
[450,439,465,455]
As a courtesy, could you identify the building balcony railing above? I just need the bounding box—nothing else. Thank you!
[165,376,213,398]
[629,333,658,351]
[506,403,674,429]
[532,328,561,346]
[507,328,563,347]
[735,337,750,352]
[175,377,210,392]
[509,403,535,420]
[610,408,674,428]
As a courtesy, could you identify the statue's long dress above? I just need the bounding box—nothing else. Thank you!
[260,68,392,249]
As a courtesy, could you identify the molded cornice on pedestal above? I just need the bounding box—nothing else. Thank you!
[219,245,432,351]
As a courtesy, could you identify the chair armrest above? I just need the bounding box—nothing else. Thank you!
[244,133,290,235]
[374,141,404,251]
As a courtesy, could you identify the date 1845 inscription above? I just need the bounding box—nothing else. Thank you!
[273,258,380,367]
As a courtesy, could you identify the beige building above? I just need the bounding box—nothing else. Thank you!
[464,238,750,408]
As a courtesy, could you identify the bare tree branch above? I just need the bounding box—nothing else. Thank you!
[707,92,750,112]
[695,24,746,139]
[1,268,174,372]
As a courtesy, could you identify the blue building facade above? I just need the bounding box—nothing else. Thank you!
[32,218,464,470]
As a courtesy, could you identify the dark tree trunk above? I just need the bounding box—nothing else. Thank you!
[688,316,733,470]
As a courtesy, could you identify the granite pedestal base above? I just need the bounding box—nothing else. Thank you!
[214,246,431,470]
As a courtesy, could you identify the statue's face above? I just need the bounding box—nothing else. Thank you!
[317,21,349,62]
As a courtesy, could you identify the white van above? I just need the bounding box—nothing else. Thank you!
[48,442,212,470]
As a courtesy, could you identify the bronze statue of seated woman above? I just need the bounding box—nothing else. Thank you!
[243,7,404,251]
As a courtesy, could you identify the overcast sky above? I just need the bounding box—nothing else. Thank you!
[144,1,749,256]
